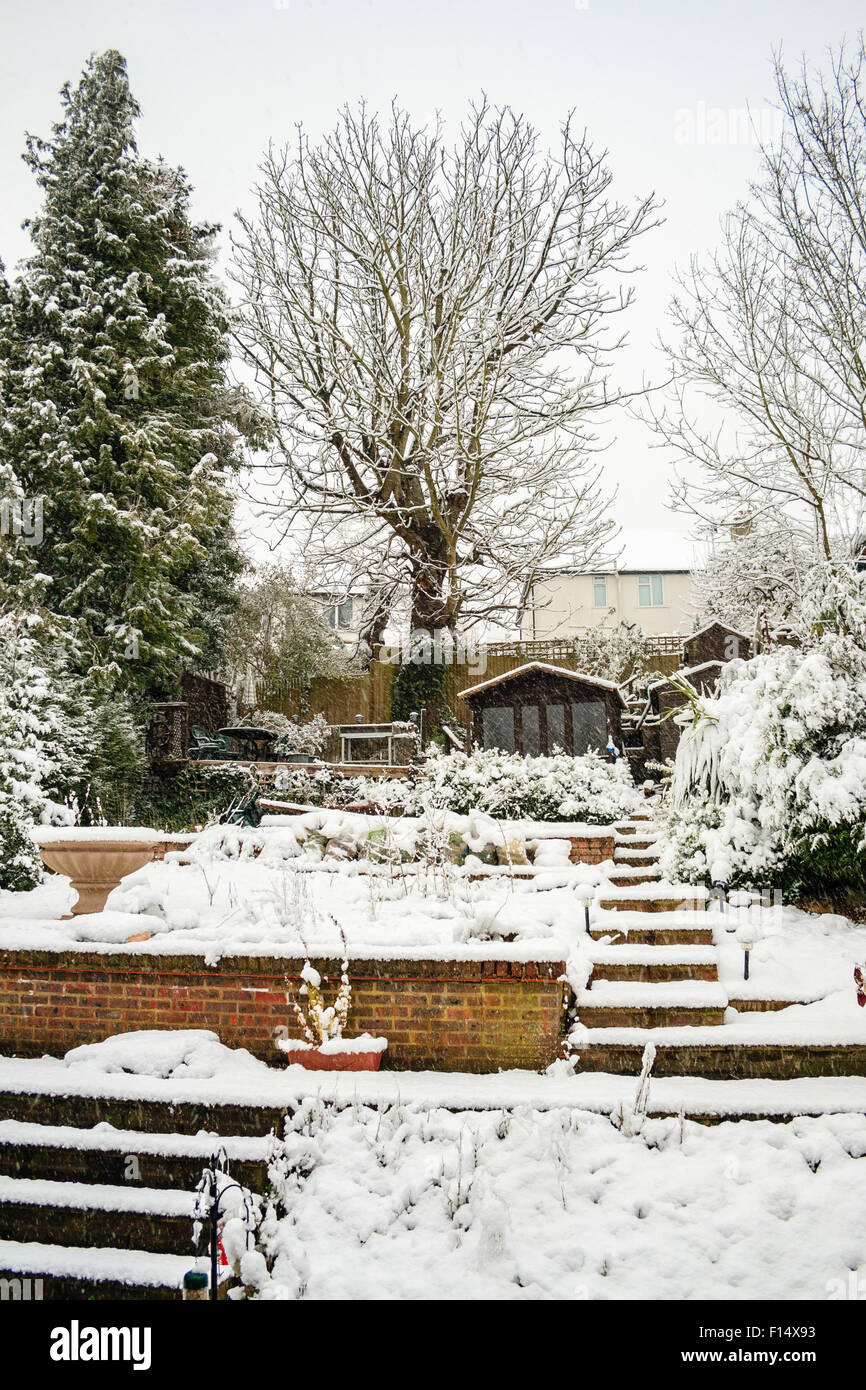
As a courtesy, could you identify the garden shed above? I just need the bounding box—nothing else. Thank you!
[682,621,752,667]
[457,662,625,757]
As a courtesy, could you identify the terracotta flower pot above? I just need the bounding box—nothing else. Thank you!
[277,1036,387,1071]
[36,836,163,915]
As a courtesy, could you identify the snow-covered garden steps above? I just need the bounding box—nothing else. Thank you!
[0,1118,268,1300]
[0,1240,192,1301]
[598,885,709,913]
[612,845,661,864]
[573,1036,866,1080]
[588,914,715,946]
[0,1173,199,1257]
[577,981,727,1029]
[589,943,719,983]
[0,1119,269,1192]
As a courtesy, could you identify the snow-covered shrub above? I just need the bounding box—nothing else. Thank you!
[269,748,639,823]
[409,747,641,824]
[290,960,352,1044]
[658,565,866,894]
[274,712,330,758]
[571,622,655,683]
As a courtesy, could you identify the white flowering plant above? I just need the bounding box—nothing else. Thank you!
[290,960,352,1044]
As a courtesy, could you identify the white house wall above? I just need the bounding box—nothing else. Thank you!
[522,571,695,638]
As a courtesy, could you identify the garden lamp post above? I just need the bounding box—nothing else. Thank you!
[193,1152,257,1301]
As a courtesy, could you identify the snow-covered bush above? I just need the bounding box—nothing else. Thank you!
[271,748,639,823]
[274,712,330,758]
[658,565,866,895]
[571,622,655,683]
[411,747,641,823]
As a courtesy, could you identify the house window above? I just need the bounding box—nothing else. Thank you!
[547,704,565,752]
[570,700,608,753]
[316,595,355,630]
[592,576,608,608]
[482,706,515,753]
[522,705,540,757]
[638,575,664,607]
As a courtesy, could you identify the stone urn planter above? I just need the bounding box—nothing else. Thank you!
[32,827,163,916]
[276,1034,388,1072]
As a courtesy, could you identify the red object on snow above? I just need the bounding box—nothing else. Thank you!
[855,964,866,1008]
[279,1045,385,1071]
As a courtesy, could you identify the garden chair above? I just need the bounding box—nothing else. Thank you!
[220,790,263,827]
[189,725,223,760]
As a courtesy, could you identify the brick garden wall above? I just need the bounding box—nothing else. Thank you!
[0,950,568,1074]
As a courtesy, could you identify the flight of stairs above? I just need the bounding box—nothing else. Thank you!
[579,817,726,1030]
[0,1118,269,1299]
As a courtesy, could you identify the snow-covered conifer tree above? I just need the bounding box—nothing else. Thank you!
[1,50,256,692]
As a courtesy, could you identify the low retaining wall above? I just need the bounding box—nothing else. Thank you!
[0,950,568,1074]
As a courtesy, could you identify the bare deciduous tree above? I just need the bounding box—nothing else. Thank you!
[652,39,866,559]
[232,100,658,635]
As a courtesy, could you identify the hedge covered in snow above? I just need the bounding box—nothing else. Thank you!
[273,747,641,825]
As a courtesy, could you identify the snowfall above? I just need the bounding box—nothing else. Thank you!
[3,809,866,1299]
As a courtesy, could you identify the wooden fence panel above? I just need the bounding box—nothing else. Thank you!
[252,636,686,727]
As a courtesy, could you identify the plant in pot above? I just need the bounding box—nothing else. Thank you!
[276,959,387,1070]
[274,712,331,764]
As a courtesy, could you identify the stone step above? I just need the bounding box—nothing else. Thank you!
[589,920,715,946]
[0,1239,192,1300]
[0,1119,269,1192]
[607,871,662,888]
[0,1089,289,1137]
[612,838,658,852]
[577,982,727,1029]
[590,945,718,984]
[613,849,661,867]
[614,819,657,834]
[0,1175,207,1255]
[598,887,709,913]
[573,1037,866,1079]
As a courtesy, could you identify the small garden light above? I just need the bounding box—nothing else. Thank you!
[575,883,594,935]
[736,923,758,981]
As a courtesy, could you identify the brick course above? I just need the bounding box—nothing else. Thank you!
[0,950,568,1074]
[567,835,614,865]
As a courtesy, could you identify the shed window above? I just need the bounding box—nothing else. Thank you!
[482,706,515,753]
[592,577,608,608]
[571,700,608,753]
[522,704,540,757]
[547,704,565,752]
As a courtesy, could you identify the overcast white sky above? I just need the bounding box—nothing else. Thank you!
[1,0,863,568]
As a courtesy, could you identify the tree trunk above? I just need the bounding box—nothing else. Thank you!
[409,553,458,635]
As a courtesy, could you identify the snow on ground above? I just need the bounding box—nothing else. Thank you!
[3,1037,866,1299]
[253,1099,866,1300]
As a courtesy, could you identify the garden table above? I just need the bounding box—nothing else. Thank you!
[217,726,279,760]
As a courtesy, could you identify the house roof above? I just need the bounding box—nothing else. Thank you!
[533,528,698,578]
[457,661,626,703]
